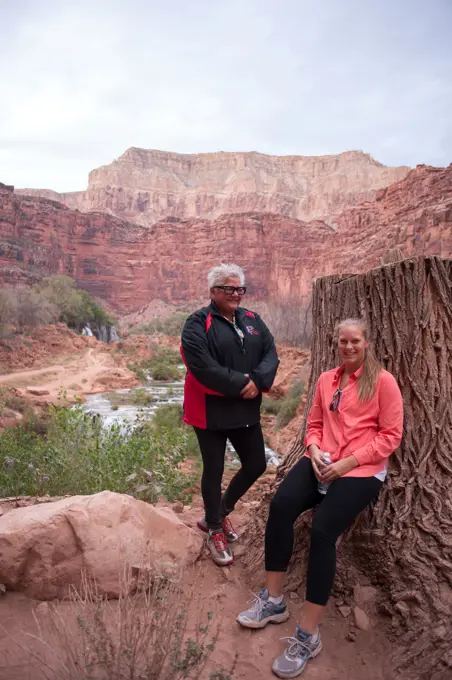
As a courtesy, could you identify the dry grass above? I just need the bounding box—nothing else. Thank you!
[4,569,235,680]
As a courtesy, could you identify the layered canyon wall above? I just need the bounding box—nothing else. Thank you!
[1,165,450,313]
[17,148,409,226]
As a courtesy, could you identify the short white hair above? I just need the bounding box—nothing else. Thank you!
[207,263,245,293]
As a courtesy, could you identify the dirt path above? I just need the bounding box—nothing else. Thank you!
[0,499,390,680]
[0,347,136,403]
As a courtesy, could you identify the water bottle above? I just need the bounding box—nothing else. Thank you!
[317,452,332,495]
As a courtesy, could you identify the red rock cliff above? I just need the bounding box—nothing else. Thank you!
[17,148,409,226]
[2,165,450,313]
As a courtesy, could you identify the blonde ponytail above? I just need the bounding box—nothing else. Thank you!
[335,318,383,402]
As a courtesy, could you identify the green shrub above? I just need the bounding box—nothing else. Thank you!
[150,362,181,381]
[265,379,305,430]
[152,403,183,430]
[35,275,115,331]
[131,389,154,406]
[0,403,195,502]
[288,380,305,400]
[127,362,148,383]
[275,398,299,429]
[152,404,199,458]
[127,348,183,383]
[105,389,154,408]
[132,311,189,337]
[4,392,28,413]
[151,346,182,366]
[261,397,282,415]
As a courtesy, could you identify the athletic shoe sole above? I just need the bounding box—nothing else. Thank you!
[236,609,290,629]
[271,642,323,678]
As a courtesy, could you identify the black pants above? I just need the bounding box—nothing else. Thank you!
[265,456,382,606]
[194,423,267,531]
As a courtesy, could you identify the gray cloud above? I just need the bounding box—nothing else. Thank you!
[0,0,451,191]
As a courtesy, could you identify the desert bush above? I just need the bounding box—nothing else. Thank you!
[5,571,233,680]
[0,287,59,331]
[275,399,299,429]
[0,276,114,335]
[261,380,305,430]
[132,311,189,337]
[260,397,282,415]
[288,379,305,400]
[128,347,183,383]
[15,288,59,329]
[152,404,199,459]
[0,403,195,501]
[151,361,181,381]
[0,289,18,333]
[35,275,115,331]
[266,295,312,348]
[1,390,28,414]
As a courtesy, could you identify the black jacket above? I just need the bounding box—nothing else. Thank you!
[181,302,279,430]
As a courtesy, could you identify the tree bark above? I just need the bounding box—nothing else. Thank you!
[243,256,452,680]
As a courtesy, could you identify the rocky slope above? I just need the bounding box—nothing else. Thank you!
[17,148,409,226]
[1,165,451,312]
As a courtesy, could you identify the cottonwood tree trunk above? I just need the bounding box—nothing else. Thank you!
[243,256,452,680]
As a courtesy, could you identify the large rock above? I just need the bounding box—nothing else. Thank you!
[0,491,203,600]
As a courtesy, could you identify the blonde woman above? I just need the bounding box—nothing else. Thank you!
[237,318,403,678]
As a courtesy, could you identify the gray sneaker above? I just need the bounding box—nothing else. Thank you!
[272,626,322,678]
[206,530,233,566]
[236,588,290,629]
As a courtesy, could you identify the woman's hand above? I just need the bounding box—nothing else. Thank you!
[320,456,358,482]
[241,378,259,399]
[308,445,327,481]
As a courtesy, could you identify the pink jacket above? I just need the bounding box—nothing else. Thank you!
[304,364,403,478]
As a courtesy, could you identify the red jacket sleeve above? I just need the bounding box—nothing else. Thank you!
[180,346,223,396]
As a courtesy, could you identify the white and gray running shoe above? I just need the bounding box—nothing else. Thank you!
[272,626,323,678]
[236,588,290,629]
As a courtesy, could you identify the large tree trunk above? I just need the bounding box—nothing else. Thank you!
[243,256,452,680]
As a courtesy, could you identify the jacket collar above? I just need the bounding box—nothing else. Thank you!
[209,301,245,320]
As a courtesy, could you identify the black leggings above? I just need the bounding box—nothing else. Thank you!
[194,423,267,531]
[265,456,382,606]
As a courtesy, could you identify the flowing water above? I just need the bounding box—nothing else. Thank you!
[82,381,280,466]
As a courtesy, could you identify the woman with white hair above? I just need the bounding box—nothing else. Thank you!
[181,263,279,566]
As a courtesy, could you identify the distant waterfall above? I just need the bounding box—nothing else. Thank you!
[82,323,94,337]
[81,323,119,343]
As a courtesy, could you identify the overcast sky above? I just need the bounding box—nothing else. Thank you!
[1,0,451,191]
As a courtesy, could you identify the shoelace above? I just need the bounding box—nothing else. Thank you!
[222,517,236,535]
[245,591,266,616]
[280,636,311,660]
[212,531,228,552]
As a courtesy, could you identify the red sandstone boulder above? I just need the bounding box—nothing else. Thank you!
[0,491,203,600]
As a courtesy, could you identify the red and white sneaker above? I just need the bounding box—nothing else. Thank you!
[197,516,239,543]
[207,530,233,566]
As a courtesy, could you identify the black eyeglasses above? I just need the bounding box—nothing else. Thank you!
[215,286,247,296]
[329,389,343,412]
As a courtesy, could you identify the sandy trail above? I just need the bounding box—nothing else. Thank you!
[0,348,135,402]
[0,497,390,680]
